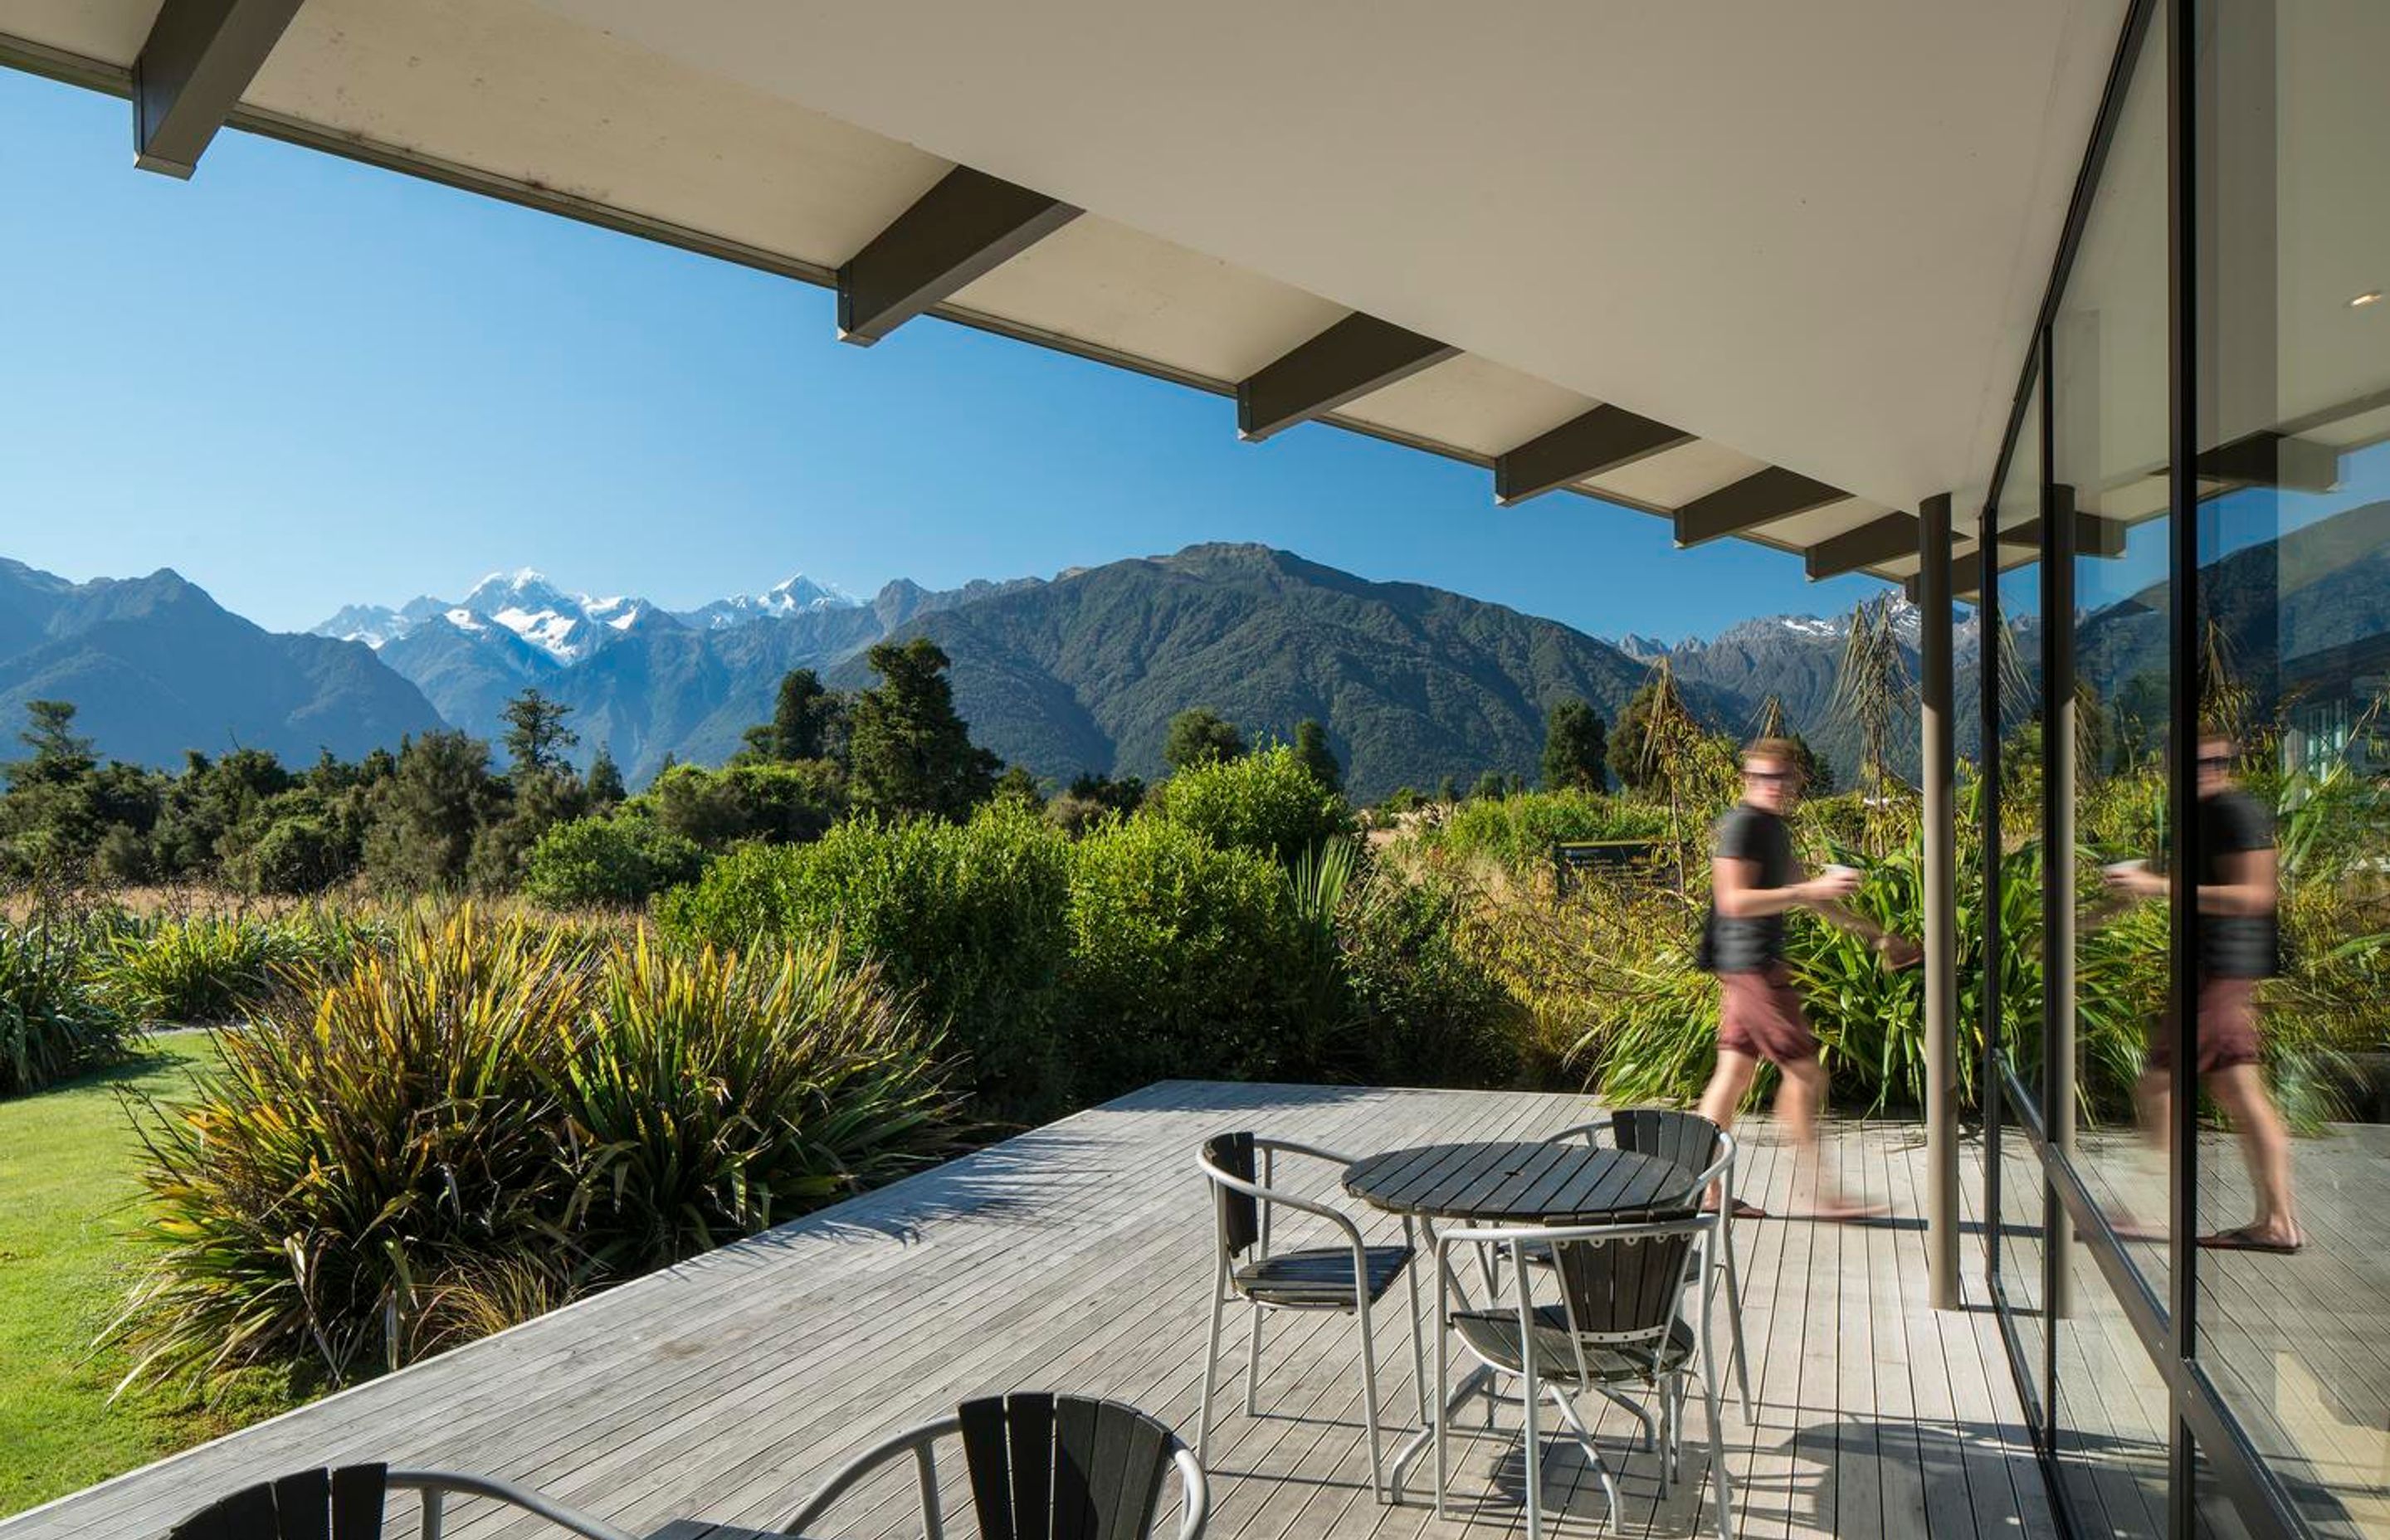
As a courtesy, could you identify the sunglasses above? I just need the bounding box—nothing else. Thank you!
[1744,768,1803,784]
[2196,753,2233,768]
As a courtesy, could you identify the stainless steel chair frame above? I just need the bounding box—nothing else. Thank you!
[780,1406,1209,1540]
[1196,1136,1429,1503]
[1549,1114,1754,1419]
[1432,1216,1734,1540]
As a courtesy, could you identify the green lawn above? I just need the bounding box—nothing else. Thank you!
[0,1035,292,1518]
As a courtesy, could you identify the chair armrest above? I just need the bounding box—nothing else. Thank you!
[1199,1159,1368,1248]
[1251,1137,1362,1167]
[773,1417,960,1535]
[1544,1118,1612,1148]
[387,1470,640,1540]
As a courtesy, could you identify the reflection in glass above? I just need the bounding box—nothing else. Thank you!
[1993,1092,2048,1424]
[2051,1228,2172,1538]
[2188,3,2390,1527]
[2048,0,2175,1273]
[1995,385,2046,1102]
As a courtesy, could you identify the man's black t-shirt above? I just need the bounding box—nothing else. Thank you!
[1710,802,1795,972]
[2197,789,2277,978]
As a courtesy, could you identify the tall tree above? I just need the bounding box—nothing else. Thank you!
[1163,708,1244,772]
[1291,719,1342,792]
[585,746,627,807]
[742,668,848,763]
[1539,698,1608,792]
[7,700,95,788]
[846,638,999,820]
[361,730,494,889]
[500,688,579,779]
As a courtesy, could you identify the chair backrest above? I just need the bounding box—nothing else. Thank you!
[958,1391,1183,1540]
[170,1465,388,1540]
[1607,1108,1724,1176]
[1547,1222,1701,1348]
[1199,1131,1260,1258]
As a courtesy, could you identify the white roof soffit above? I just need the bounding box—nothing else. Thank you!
[0,0,2131,583]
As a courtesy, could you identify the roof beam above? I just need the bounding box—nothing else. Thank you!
[2196,430,2338,492]
[1671,466,1846,548]
[1996,510,2128,557]
[1236,314,1457,442]
[1806,511,1920,581]
[836,167,1080,347]
[132,0,305,178]
[1907,548,1985,606]
[1493,405,1691,506]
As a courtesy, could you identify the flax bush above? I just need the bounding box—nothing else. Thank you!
[0,908,132,1097]
[114,906,958,1394]
[95,914,308,1024]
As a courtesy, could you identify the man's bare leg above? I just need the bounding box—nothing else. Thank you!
[1695,1050,1761,1208]
[1778,1056,1879,1218]
[2205,1064,2300,1247]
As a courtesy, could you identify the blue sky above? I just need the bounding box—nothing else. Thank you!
[0,69,1881,641]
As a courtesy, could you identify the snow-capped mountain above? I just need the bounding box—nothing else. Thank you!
[674,575,863,631]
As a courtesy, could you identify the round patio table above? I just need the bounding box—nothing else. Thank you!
[1343,1138,1706,1502]
[1342,1138,1701,1225]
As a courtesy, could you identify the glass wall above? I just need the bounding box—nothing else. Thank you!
[2189,1,2390,1530]
[1978,2,2390,1535]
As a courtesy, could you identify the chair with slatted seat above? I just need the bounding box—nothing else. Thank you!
[167,1463,637,1540]
[779,1391,1207,1540]
[1432,1215,1733,1540]
[1545,1109,1753,1418]
[1194,1131,1427,1502]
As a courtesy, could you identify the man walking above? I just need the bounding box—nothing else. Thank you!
[1694,738,1920,1219]
[2104,724,2300,1253]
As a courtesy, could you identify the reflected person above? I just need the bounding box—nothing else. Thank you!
[1694,737,1922,1221]
[2104,724,2300,1254]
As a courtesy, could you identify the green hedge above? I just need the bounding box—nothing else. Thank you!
[1154,744,1352,865]
[523,812,706,907]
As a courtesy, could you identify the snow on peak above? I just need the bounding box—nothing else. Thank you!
[675,573,866,631]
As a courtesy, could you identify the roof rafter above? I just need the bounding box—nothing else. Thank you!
[836,166,1080,347]
[1493,404,1690,506]
[1672,466,1846,548]
[133,0,305,178]
[1806,511,1920,581]
[1236,313,1457,442]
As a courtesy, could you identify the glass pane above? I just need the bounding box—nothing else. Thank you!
[2192,2,2390,1530]
[1996,381,2047,1104]
[1995,1087,2049,1425]
[2051,1238,2173,1538]
[2050,0,2175,1274]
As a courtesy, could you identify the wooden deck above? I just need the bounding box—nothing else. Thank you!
[0,1083,2054,1540]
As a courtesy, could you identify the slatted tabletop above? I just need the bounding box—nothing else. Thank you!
[1343,1140,1700,1223]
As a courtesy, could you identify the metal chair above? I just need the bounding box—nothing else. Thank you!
[1547,1109,1753,1418]
[168,1464,636,1540]
[1195,1131,1427,1501]
[781,1391,1207,1540]
[1433,1216,1734,1540]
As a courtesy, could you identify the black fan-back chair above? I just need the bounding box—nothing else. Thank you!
[1435,1216,1733,1540]
[781,1391,1207,1540]
[1195,1131,1427,1502]
[1546,1108,1753,1417]
[168,1464,636,1540]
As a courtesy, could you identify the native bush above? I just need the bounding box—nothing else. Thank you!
[657,802,1073,1114]
[1154,743,1352,867]
[523,811,706,908]
[95,914,312,1024]
[550,936,959,1274]
[0,909,132,1097]
[644,760,846,849]
[114,907,959,1392]
[1422,789,1671,879]
[1327,856,1523,1089]
[1057,814,1310,1099]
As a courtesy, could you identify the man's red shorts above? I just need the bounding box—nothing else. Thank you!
[1719,963,1820,1065]
[2147,975,2261,1075]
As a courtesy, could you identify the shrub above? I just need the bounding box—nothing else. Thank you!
[1058,816,1309,1099]
[96,914,310,1024]
[1154,744,1352,866]
[551,935,959,1274]
[659,802,1073,1115]
[646,760,846,849]
[0,909,132,1097]
[115,907,959,1392]
[1329,862,1522,1089]
[523,812,706,908]
[115,909,588,1389]
[1425,789,1670,877]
